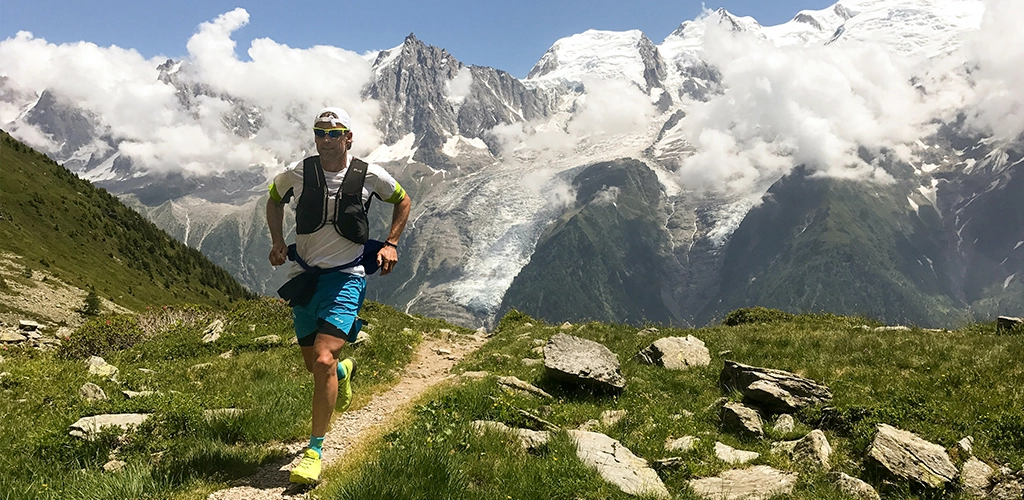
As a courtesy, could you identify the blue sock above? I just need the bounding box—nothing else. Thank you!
[336,360,347,380]
[309,436,325,458]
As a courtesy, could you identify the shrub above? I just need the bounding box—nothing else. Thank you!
[81,290,102,316]
[722,306,795,326]
[60,315,144,359]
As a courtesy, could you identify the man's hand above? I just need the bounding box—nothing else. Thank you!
[377,244,398,275]
[269,241,288,266]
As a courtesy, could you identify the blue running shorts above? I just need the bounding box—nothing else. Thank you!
[292,271,366,347]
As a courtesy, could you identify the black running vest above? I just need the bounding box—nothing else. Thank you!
[294,155,374,244]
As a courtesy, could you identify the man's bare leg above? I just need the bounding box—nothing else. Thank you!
[301,333,347,436]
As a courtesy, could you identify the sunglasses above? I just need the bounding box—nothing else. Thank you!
[313,127,349,138]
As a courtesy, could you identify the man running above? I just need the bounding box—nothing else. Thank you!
[266,107,411,484]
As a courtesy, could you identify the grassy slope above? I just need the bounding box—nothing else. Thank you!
[0,130,252,311]
[0,298,470,500]
[320,310,1023,500]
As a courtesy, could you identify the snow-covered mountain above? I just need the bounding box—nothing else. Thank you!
[2,0,1020,328]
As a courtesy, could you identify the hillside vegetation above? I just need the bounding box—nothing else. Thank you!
[0,130,253,313]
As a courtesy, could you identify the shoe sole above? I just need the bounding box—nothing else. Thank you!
[289,473,319,485]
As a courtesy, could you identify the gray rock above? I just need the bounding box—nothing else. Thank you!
[715,441,760,464]
[102,460,126,473]
[69,413,151,440]
[1,331,27,342]
[773,414,795,433]
[567,430,670,499]
[720,402,764,439]
[689,465,798,500]
[653,457,685,471]
[720,361,832,413]
[496,376,553,399]
[832,472,880,500]
[665,435,700,452]
[544,334,625,392]
[600,409,627,427]
[636,335,711,370]
[79,382,107,401]
[253,335,280,344]
[791,429,832,469]
[990,474,1024,500]
[201,319,224,343]
[18,320,41,331]
[961,456,994,498]
[471,420,549,451]
[559,322,573,330]
[867,424,957,489]
[122,390,158,399]
[997,316,1023,332]
[957,435,974,456]
[86,356,118,379]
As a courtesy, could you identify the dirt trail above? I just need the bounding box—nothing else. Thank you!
[207,332,487,500]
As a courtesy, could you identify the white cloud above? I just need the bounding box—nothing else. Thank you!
[0,9,380,175]
[961,0,1024,141]
[446,66,473,105]
[672,21,935,196]
[591,186,620,206]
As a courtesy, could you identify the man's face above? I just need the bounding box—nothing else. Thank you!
[313,120,352,158]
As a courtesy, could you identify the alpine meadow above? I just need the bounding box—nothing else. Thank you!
[2,0,1024,498]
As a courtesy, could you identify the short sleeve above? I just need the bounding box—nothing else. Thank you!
[366,163,405,204]
[269,163,301,203]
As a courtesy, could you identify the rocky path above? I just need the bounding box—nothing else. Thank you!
[207,332,488,500]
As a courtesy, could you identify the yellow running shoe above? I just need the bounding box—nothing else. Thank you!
[290,449,321,484]
[339,358,356,411]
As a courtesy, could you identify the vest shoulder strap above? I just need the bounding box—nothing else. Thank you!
[342,158,369,198]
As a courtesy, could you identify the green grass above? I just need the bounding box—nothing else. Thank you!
[0,297,464,500]
[315,309,1023,500]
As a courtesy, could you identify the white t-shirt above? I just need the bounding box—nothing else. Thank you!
[269,156,405,277]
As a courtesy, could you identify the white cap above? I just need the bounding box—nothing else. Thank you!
[313,107,351,129]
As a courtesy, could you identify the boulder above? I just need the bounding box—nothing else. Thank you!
[69,413,151,440]
[496,376,553,399]
[689,465,798,500]
[832,472,880,500]
[867,424,957,489]
[544,334,625,392]
[18,320,41,331]
[720,361,832,413]
[567,430,670,499]
[997,316,1023,332]
[720,402,764,439]
[790,430,832,469]
[715,442,760,464]
[635,336,711,370]
[1,331,27,342]
[773,414,795,434]
[960,456,994,498]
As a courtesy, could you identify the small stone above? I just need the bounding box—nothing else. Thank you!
[522,358,542,366]
[137,368,155,374]
[122,390,158,399]
[102,460,126,473]
[665,436,700,452]
[957,436,974,456]
[433,348,452,355]
[560,322,573,329]
[833,472,881,500]
[219,350,234,359]
[774,414,795,433]
[79,382,108,401]
[715,441,760,464]
[87,356,118,379]
[0,331,27,342]
[253,335,280,344]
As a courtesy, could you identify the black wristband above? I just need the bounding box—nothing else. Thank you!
[383,241,398,248]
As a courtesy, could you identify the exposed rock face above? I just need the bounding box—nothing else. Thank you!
[636,335,711,370]
[719,360,832,412]
[720,402,764,439]
[69,413,151,440]
[543,334,625,392]
[867,424,957,489]
[567,430,670,499]
[689,465,798,500]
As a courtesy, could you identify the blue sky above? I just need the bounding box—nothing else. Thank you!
[2,0,837,78]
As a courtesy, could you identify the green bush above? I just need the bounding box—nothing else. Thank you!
[60,314,144,359]
[722,306,795,326]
